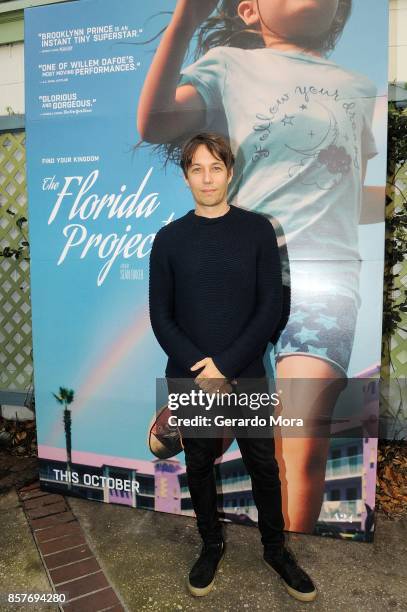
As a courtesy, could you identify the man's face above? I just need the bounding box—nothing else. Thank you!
[185,145,233,209]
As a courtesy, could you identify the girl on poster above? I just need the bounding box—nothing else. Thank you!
[137,0,379,532]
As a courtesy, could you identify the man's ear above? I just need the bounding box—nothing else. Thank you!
[237,0,260,26]
[183,173,190,188]
[227,168,234,185]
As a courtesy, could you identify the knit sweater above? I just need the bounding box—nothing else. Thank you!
[148,204,283,379]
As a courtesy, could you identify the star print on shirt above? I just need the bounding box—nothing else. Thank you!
[280,340,298,353]
[294,326,320,344]
[306,345,329,358]
[281,114,295,126]
[289,310,309,324]
[314,314,340,331]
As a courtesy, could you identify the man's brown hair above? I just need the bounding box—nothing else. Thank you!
[180,133,235,177]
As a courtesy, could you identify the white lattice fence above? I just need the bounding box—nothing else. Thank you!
[0,131,33,391]
[391,261,407,373]
[390,163,407,376]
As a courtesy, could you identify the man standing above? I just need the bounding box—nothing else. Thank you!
[148,133,316,602]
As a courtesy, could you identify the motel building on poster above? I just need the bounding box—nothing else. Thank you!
[38,365,379,538]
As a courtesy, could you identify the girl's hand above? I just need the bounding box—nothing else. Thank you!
[174,0,219,28]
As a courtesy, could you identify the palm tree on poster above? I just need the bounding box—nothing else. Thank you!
[52,387,75,489]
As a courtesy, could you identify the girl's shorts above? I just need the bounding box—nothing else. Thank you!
[274,292,359,378]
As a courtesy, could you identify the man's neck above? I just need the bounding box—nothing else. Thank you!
[194,202,230,219]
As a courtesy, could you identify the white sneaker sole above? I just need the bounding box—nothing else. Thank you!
[263,558,317,602]
[187,551,225,597]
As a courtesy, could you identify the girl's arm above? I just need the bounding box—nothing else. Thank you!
[360,158,385,225]
[137,0,218,143]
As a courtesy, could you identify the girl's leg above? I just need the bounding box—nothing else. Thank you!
[273,353,347,533]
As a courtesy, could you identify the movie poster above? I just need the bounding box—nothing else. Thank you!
[24,0,388,540]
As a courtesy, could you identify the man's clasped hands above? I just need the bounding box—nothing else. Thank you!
[190,357,236,395]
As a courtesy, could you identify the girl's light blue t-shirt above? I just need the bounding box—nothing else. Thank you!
[179,46,378,309]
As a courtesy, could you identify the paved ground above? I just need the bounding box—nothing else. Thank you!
[0,451,406,611]
[68,496,407,612]
[0,488,57,612]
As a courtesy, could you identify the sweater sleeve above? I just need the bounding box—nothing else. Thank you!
[149,229,206,372]
[212,221,283,379]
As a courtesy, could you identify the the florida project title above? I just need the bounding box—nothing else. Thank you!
[42,166,175,286]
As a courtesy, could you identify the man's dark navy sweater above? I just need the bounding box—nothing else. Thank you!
[148,204,283,379]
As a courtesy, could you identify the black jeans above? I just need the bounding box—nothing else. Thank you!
[167,377,285,549]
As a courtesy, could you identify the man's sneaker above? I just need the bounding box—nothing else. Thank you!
[187,541,225,597]
[263,545,317,602]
